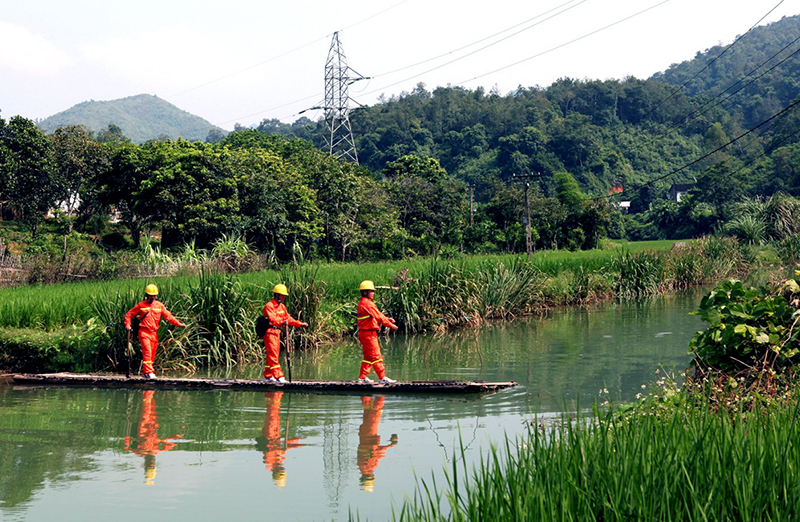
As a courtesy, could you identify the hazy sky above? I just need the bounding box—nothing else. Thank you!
[1,0,797,131]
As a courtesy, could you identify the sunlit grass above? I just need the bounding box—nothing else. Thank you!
[392,395,800,521]
[0,239,751,371]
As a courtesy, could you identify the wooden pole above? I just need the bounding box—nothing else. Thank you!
[512,173,540,258]
[284,320,292,383]
[468,184,474,227]
[126,329,132,379]
[524,181,532,259]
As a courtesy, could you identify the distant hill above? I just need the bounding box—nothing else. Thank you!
[37,94,227,143]
[653,15,800,130]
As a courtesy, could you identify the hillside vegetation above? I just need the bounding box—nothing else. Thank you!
[268,14,800,205]
[37,94,226,144]
[1,14,799,272]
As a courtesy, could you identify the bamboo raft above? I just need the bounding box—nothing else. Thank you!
[11,372,517,394]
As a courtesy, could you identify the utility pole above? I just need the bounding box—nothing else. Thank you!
[322,32,368,164]
[467,184,475,227]
[512,173,541,258]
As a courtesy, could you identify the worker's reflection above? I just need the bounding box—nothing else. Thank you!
[255,391,303,487]
[123,390,182,486]
[357,395,398,492]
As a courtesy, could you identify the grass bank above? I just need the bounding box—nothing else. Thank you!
[388,266,800,521]
[0,236,764,373]
[391,388,800,521]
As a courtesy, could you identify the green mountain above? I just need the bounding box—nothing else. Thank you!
[654,15,800,131]
[37,94,226,144]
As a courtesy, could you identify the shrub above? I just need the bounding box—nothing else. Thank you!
[688,276,800,373]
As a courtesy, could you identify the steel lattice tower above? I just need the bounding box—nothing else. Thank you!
[324,32,365,164]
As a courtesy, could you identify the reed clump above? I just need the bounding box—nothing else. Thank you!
[0,237,765,372]
[392,391,800,522]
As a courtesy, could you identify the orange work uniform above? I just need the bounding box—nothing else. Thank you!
[256,392,303,486]
[357,297,395,380]
[123,390,182,484]
[124,299,184,375]
[357,395,396,488]
[262,299,304,380]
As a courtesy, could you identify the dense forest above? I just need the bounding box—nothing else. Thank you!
[1,15,800,264]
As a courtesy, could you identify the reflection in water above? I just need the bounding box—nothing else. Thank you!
[123,390,182,485]
[0,290,706,521]
[255,392,304,487]
[357,396,397,492]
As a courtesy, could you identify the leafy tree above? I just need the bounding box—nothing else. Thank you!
[137,140,241,248]
[206,128,226,143]
[50,125,111,234]
[95,124,131,145]
[484,185,527,252]
[98,142,154,247]
[351,177,405,260]
[0,116,58,235]
[383,155,466,254]
[554,171,585,208]
[231,147,322,255]
[692,161,746,212]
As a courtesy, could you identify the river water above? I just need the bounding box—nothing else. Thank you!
[0,290,704,521]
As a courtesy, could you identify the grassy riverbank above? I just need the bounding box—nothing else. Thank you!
[389,269,800,521]
[0,236,768,373]
[391,387,800,521]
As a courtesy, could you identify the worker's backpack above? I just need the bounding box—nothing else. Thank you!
[131,311,149,336]
[255,316,269,337]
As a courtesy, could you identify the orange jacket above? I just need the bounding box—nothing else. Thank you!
[357,297,394,331]
[263,299,303,330]
[125,299,183,332]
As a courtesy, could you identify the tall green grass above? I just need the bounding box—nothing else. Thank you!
[0,238,760,371]
[392,397,800,521]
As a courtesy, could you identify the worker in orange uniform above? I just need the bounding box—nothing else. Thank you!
[357,395,398,492]
[124,284,187,379]
[123,390,183,485]
[262,284,307,383]
[357,280,399,384]
[255,391,304,487]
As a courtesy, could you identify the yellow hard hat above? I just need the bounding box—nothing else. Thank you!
[359,280,376,291]
[273,284,289,295]
[145,466,157,484]
[145,284,159,296]
[360,478,375,492]
[273,470,287,487]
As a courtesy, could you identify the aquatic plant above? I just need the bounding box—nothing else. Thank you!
[392,395,800,521]
[690,277,800,369]
[611,249,664,298]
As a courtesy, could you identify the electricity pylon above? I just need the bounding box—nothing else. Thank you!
[324,31,367,164]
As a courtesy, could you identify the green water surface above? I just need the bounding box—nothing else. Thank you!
[0,291,703,521]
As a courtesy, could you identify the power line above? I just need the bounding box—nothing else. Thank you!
[164,0,408,104]
[641,0,786,119]
[596,0,798,198]
[163,36,329,101]
[454,0,671,86]
[596,95,800,200]
[675,35,800,132]
[371,0,586,79]
[269,0,673,123]
[354,0,591,99]
[273,0,590,123]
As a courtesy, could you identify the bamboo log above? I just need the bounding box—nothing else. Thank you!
[12,372,517,394]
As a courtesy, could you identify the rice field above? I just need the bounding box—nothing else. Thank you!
[0,237,754,372]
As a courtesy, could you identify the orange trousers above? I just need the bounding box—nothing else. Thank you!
[139,330,159,375]
[263,331,284,379]
[358,330,386,379]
